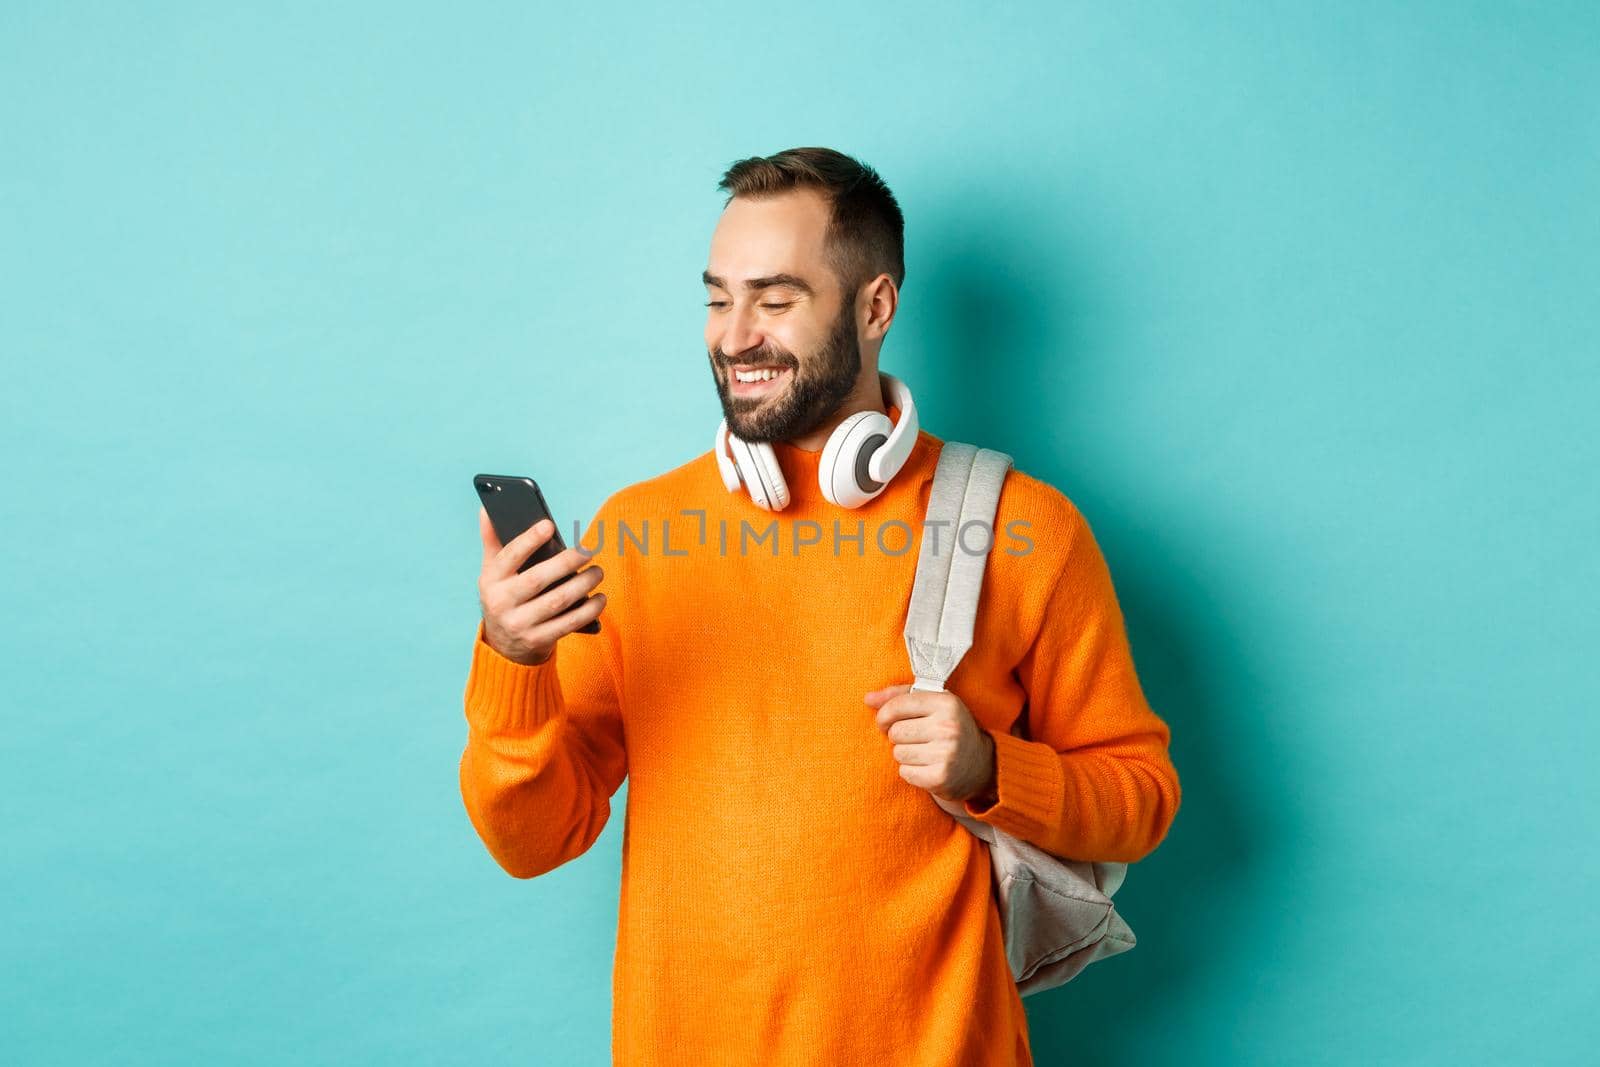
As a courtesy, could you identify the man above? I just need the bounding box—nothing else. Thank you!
[461,147,1181,1066]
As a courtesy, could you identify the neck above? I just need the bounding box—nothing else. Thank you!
[787,368,886,452]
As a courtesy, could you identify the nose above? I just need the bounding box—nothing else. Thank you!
[714,300,764,361]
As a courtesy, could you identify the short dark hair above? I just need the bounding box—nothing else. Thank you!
[716,147,905,298]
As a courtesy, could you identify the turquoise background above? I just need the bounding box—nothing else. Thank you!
[4,3,1596,1064]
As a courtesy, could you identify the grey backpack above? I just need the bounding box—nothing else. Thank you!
[904,441,1136,996]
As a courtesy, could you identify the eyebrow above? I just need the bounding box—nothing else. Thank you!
[702,270,815,296]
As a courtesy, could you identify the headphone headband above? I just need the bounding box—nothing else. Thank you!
[868,372,917,484]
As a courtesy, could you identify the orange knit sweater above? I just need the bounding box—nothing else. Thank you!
[459,415,1181,1066]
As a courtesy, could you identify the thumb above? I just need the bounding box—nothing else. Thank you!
[479,506,504,563]
[863,682,914,706]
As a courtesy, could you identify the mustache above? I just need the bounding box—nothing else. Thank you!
[713,350,797,372]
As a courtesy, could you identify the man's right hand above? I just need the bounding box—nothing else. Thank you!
[477,506,606,666]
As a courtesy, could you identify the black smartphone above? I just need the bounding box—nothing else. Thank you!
[474,473,601,635]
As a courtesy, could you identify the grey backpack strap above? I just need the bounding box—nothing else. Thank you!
[904,442,1014,692]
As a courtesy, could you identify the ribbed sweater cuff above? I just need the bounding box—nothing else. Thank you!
[463,620,564,733]
[964,729,1065,842]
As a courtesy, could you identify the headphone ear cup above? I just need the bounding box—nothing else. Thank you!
[728,434,789,511]
[819,410,893,508]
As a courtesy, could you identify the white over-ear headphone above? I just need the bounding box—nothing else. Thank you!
[714,371,920,511]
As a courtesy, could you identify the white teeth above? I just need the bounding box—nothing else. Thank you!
[734,367,784,383]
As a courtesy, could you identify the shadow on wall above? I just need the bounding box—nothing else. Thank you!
[909,184,1274,1064]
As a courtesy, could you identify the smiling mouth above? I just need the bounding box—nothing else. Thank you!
[727,364,793,397]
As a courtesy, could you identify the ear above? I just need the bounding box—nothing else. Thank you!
[858,272,898,341]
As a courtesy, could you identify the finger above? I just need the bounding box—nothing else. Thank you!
[479,506,502,565]
[511,545,602,604]
[492,518,556,581]
[863,682,914,706]
[898,763,932,789]
[892,742,934,766]
[884,718,937,744]
[516,589,607,647]
[874,692,936,731]
[509,559,605,629]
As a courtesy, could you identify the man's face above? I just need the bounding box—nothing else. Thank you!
[703,188,861,443]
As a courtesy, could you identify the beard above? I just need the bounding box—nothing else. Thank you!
[708,300,862,444]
